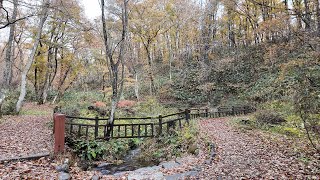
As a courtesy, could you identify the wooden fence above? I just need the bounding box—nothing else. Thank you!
[59,105,255,141]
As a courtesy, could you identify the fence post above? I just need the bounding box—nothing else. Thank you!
[205,108,209,117]
[244,106,248,114]
[185,109,190,124]
[54,113,65,154]
[158,115,163,135]
[95,116,99,139]
[232,106,235,116]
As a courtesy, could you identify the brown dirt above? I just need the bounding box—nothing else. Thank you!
[0,103,54,161]
[198,118,320,179]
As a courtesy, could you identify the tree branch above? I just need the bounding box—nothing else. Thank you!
[0,8,35,29]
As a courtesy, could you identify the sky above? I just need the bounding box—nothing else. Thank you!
[80,0,101,21]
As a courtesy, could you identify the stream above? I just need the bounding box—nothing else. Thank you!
[93,148,158,175]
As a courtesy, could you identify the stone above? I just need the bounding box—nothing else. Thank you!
[134,166,160,173]
[204,160,212,165]
[113,171,127,177]
[56,165,63,172]
[97,162,111,169]
[165,174,182,180]
[100,169,111,175]
[165,171,198,180]
[64,158,69,164]
[128,171,164,180]
[192,166,202,172]
[184,171,198,177]
[58,172,71,180]
[127,166,164,180]
[160,161,181,169]
[91,175,99,180]
[56,164,69,172]
[175,157,183,164]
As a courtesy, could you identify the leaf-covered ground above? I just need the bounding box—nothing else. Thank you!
[0,108,319,179]
[0,103,53,161]
[198,118,320,179]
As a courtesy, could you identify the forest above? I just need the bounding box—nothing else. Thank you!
[0,0,319,179]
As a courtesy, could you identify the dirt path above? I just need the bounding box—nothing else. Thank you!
[0,103,53,161]
[198,118,320,179]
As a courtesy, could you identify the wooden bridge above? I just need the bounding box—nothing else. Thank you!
[59,106,255,141]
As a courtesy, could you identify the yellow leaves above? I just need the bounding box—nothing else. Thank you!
[257,15,288,34]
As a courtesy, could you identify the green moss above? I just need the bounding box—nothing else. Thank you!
[20,109,51,116]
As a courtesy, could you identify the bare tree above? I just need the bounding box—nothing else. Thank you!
[0,89,5,118]
[316,0,320,36]
[3,0,18,87]
[101,0,129,139]
[16,0,50,113]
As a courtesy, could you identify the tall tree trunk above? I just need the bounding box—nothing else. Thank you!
[304,0,311,30]
[294,0,303,29]
[4,0,18,87]
[101,0,129,139]
[0,90,5,118]
[316,0,320,36]
[16,0,50,113]
[227,9,236,47]
[134,73,139,100]
[144,43,156,95]
[165,33,173,80]
[284,0,292,39]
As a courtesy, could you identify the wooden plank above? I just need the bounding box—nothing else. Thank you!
[125,125,127,137]
[151,124,154,137]
[132,125,134,136]
[0,153,50,163]
[85,126,89,139]
[162,112,184,118]
[111,125,114,138]
[145,124,147,136]
[78,125,81,137]
[70,124,73,134]
[66,116,97,120]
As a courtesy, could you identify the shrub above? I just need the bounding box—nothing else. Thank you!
[73,140,107,161]
[137,121,199,163]
[69,138,139,161]
[1,91,19,115]
[254,110,286,125]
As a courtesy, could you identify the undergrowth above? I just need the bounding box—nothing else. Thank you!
[66,138,141,162]
[137,120,199,164]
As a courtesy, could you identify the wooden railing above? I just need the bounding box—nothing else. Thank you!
[59,105,255,141]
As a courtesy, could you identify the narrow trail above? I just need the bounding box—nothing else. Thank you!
[0,103,53,161]
[198,118,319,179]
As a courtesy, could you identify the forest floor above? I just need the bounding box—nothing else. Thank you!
[0,103,53,161]
[0,106,319,179]
[198,118,320,179]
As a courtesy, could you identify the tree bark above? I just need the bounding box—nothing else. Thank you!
[293,0,303,29]
[0,90,5,118]
[101,0,128,139]
[4,0,18,87]
[315,0,320,36]
[144,43,157,95]
[16,0,50,113]
[303,0,311,30]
